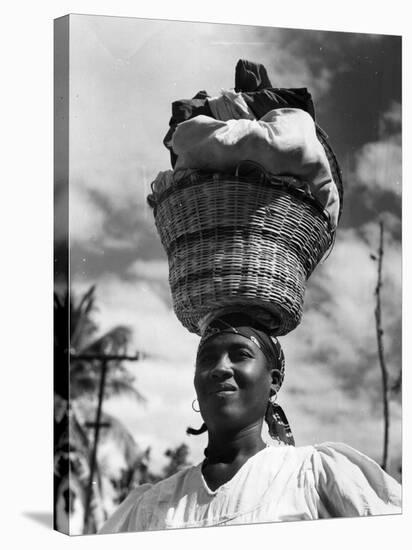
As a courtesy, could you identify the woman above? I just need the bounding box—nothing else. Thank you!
[99,313,401,533]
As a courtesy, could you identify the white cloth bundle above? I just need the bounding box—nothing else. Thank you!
[208,89,255,121]
[172,108,340,228]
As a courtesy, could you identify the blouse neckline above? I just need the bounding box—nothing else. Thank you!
[198,444,276,496]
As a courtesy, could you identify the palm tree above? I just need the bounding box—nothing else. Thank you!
[54,285,145,534]
[66,285,144,403]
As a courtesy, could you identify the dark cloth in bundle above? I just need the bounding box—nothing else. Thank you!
[163,91,212,169]
[163,60,316,168]
[235,58,316,120]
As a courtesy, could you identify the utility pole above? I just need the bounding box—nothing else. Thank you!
[70,352,140,533]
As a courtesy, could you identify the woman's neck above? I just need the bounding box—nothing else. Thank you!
[205,422,266,464]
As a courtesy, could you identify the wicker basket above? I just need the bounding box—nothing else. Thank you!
[148,128,343,336]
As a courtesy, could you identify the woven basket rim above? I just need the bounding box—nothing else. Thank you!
[316,125,344,220]
[148,169,335,233]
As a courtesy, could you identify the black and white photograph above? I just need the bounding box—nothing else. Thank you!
[2,2,409,549]
[53,13,402,536]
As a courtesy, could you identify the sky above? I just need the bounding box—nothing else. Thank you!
[55,14,402,475]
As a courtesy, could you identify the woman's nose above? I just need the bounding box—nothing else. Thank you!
[210,354,233,379]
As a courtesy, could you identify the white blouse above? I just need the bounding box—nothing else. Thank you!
[99,442,401,534]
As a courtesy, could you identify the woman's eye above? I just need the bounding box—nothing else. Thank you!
[232,349,253,360]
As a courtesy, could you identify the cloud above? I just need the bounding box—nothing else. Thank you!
[124,259,172,306]
[354,102,401,196]
[69,184,106,246]
[380,101,401,133]
[283,226,401,400]
[355,141,401,192]
[68,161,155,252]
[127,259,169,281]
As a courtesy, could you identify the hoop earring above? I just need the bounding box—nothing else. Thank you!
[192,399,200,413]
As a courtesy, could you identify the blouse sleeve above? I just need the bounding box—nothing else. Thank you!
[312,442,401,518]
[98,483,152,535]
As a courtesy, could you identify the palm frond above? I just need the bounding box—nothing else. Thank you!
[70,356,142,403]
[70,378,100,400]
[104,363,146,403]
[77,285,96,314]
[104,378,146,404]
[69,406,91,455]
[80,326,133,356]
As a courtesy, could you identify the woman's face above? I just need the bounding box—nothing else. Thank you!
[194,333,274,433]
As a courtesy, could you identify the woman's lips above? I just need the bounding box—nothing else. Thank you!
[209,384,237,395]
